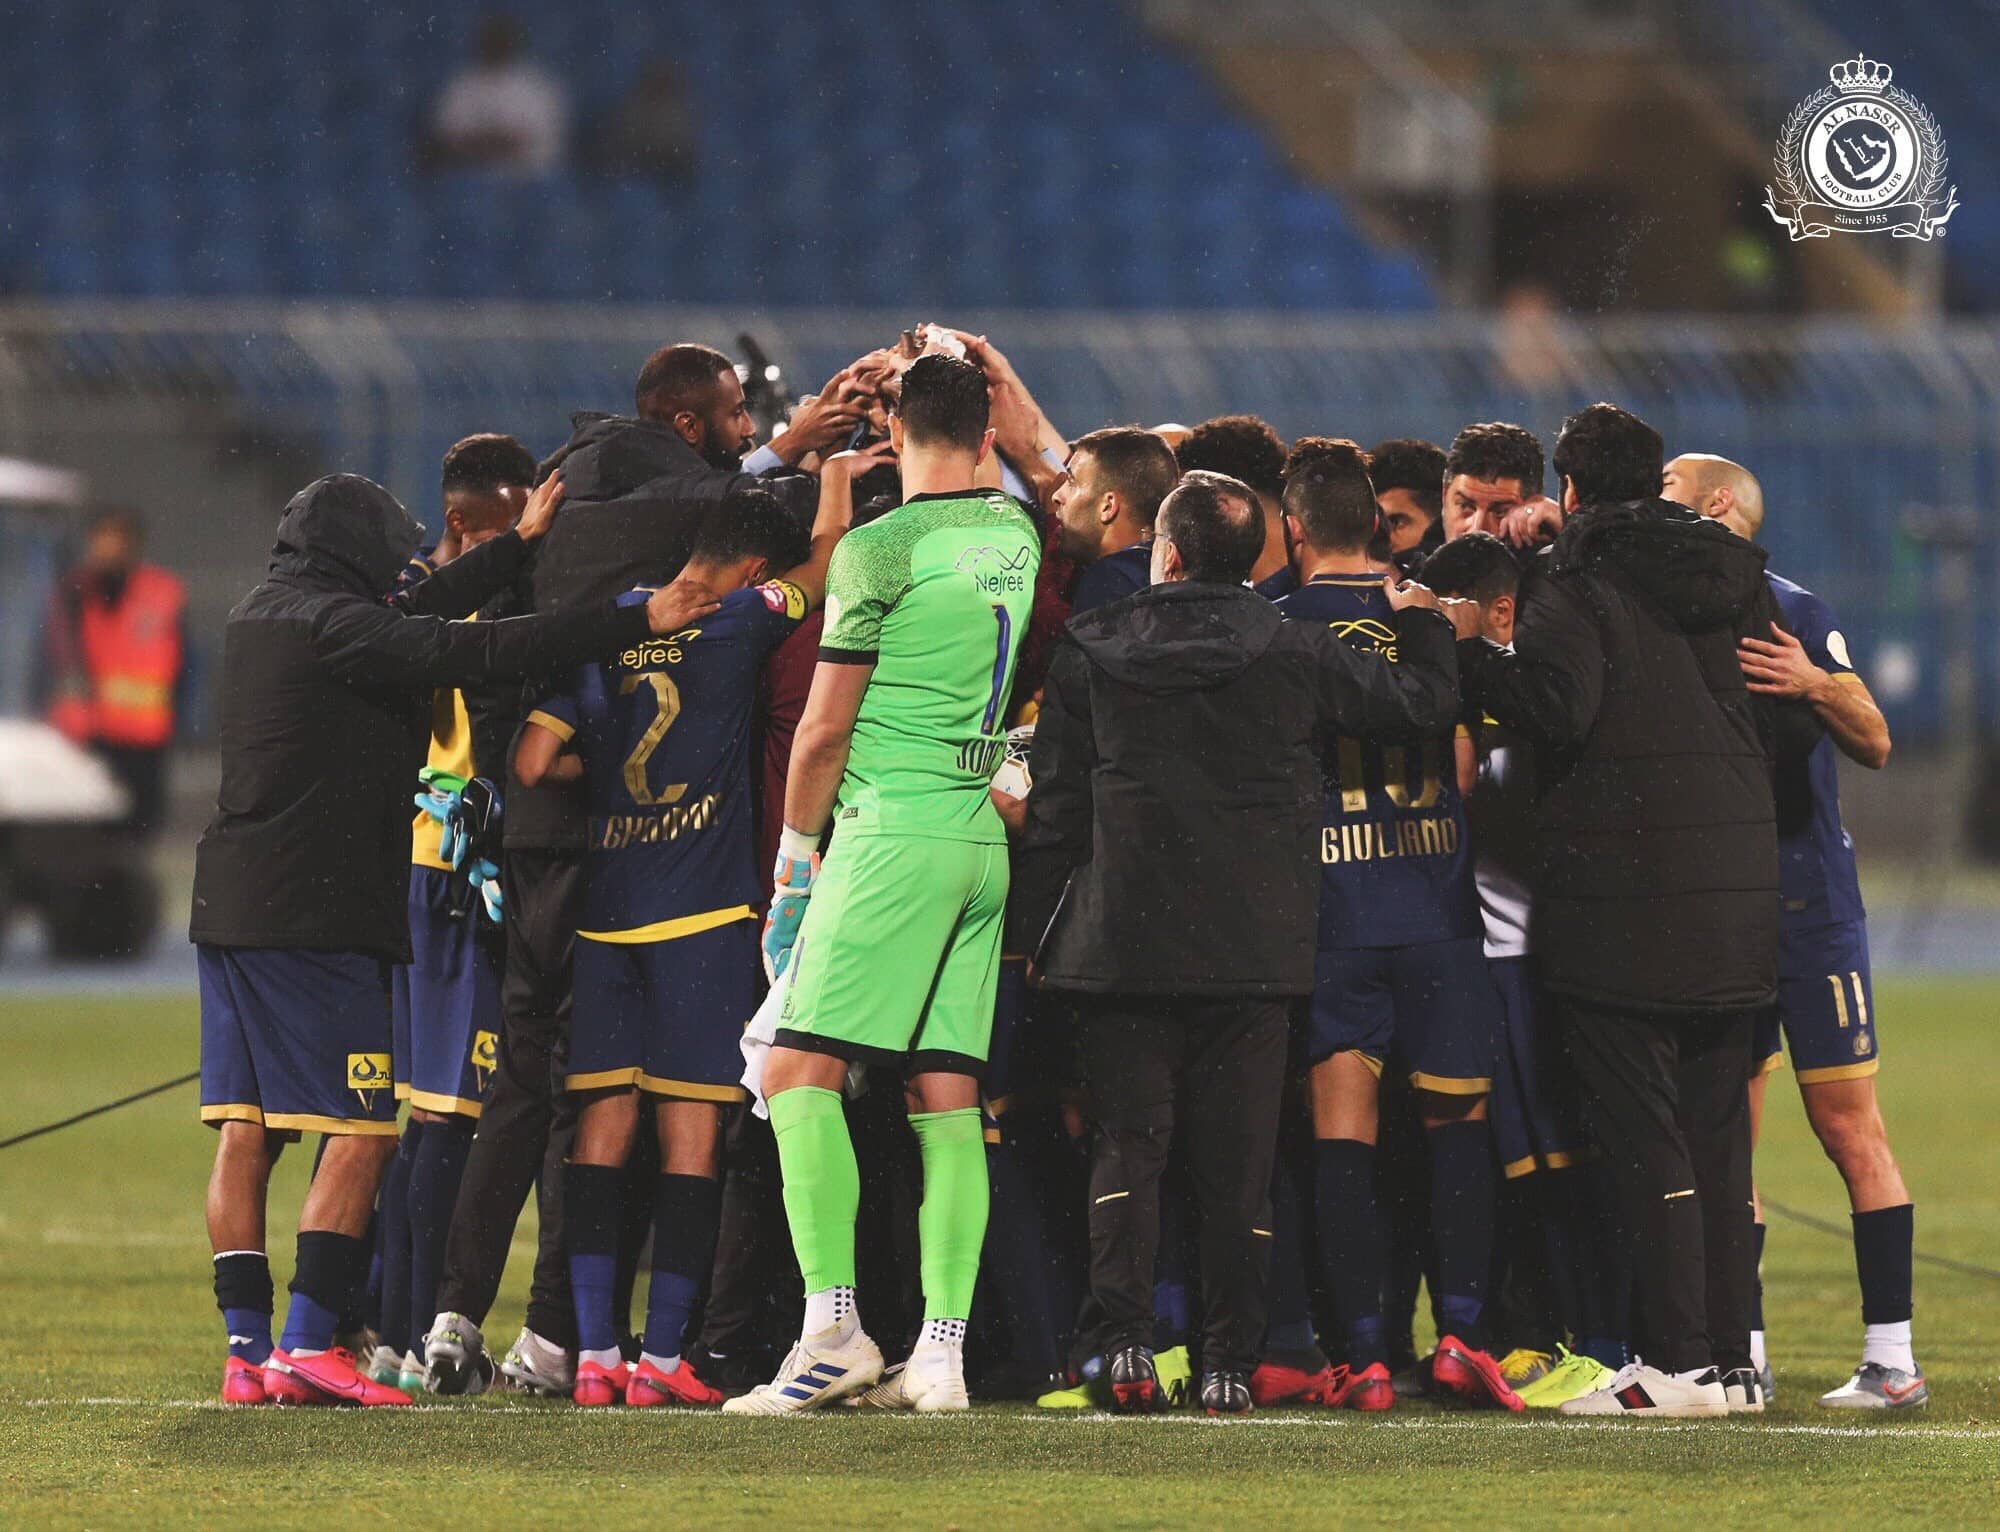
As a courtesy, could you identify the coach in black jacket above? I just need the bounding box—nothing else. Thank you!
[1456,403,1795,1414]
[191,472,716,1403]
[1012,470,1466,1413]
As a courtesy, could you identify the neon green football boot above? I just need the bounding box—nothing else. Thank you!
[1515,1346,1616,1408]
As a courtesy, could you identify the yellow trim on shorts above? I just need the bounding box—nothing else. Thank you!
[983,1126,1003,1146]
[1343,1050,1386,1079]
[985,1092,1013,1119]
[1501,1153,1540,1180]
[525,709,574,743]
[394,1082,412,1100]
[1543,1150,1578,1170]
[564,1066,746,1102]
[1408,1072,1492,1096]
[202,1102,398,1136]
[577,905,756,945]
[1796,1059,1880,1085]
[1754,1050,1786,1079]
[406,1088,483,1119]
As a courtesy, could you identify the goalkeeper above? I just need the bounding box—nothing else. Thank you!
[730,355,1040,1415]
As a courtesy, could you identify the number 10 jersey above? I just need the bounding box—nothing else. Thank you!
[530,581,807,940]
[1277,574,1480,952]
[816,490,1040,844]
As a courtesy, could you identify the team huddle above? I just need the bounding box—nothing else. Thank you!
[190,327,1921,1422]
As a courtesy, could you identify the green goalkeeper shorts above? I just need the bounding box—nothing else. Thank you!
[775,832,1009,1075]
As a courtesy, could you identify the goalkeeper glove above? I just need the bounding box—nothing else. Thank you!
[761,825,821,983]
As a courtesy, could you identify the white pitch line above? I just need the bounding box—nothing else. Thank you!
[10,1398,1998,1439]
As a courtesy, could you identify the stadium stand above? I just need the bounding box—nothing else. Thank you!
[0,0,1431,311]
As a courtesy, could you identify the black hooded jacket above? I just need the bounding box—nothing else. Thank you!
[1457,496,1806,1017]
[466,412,816,850]
[1013,581,1461,999]
[190,475,656,960]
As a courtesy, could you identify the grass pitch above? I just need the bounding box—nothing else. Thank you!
[2,980,1997,1528]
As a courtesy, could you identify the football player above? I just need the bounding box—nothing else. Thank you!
[1666,452,1921,1409]
[514,466,859,1407]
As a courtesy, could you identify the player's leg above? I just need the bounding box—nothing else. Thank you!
[732,836,967,1413]
[1304,948,1395,1409]
[627,922,747,1408]
[1745,1014,1780,1393]
[1400,940,1517,1409]
[563,938,646,1405]
[1678,1010,1759,1410]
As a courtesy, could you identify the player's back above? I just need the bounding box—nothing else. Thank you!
[538,582,805,936]
[819,490,1040,841]
[1277,573,1478,950]
[1767,571,1865,928]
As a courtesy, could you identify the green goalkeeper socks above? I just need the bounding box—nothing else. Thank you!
[910,1108,989,1321]
[769,1086,859,1294]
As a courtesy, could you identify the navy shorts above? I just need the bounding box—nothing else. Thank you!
[199,944,399,1137]
[1755,919,1879,1084]
[1307,937,1499,1095]
[1486,956,1579,1177]
[392,867,503,1118]
[567,917,754,1101]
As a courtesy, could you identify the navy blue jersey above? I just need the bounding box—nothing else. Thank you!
[1070,542,1151,615]
[1278,574,1479,950]
[1769,572,1866,932]
[531,581,807,938]
[1253,565,1299,602]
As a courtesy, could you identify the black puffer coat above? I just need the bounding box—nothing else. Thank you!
[1457,496,1811,1017]
[189,475,653,960]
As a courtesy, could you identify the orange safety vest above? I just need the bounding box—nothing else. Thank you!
[49,564,185,749]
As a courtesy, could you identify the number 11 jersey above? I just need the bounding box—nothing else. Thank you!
[816,490,1040,843]
[530,581,808,940]
[1277,574,1479,952]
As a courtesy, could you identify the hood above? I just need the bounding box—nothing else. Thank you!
[542,411,709,504]
[1553,496,1768,632]
[1067,581,1280,694]
[267,474,424,597]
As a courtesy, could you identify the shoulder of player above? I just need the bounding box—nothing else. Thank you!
[1764,569,1833,624]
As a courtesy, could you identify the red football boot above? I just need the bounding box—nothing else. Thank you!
[1430,1335,1526,1412]
[627,1357,724,1408]
[1250,1357,1340,1407]
[1325,1361,1395,1411]
[572,1358,632,1408]
[221,1355,268,1406]
[266,1347,413,1407]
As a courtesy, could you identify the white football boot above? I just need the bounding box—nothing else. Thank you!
[856,1344,970,1413]
[721,1325,884,1415]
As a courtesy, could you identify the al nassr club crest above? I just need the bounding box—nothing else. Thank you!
[1765,56,1958,241]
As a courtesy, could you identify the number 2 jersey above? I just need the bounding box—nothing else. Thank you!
[529,580,809,939]
[817,489,1040,843]
[1276,573,1479,951]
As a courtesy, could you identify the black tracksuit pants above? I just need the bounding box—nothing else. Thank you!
[435,847,582,1346]
[1559,1001,1757,1376]
[1077,995,1289,1377]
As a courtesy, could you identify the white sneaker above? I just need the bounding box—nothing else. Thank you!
[1559,1361,1728,1418]
[499,1326,576,1397]
[1721,1366,1765,1414]
[721,1325,884,1415]
[856,1344,970,1412]
[423,1312,492,1397]
[1820,1361,1928,1410]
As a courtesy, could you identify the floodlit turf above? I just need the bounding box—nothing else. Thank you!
[2,981,1997,1528]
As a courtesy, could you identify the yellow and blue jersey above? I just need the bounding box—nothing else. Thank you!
[1277,574,1479,951]
[530,580,808,942]
[1769,571,1866,934]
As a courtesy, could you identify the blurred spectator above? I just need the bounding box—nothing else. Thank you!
[45,507,186,836]
[427,15,568,176]
[600,56,696,188]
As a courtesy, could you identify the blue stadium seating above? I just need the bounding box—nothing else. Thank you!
[0,0,1432,309]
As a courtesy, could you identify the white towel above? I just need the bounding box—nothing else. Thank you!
[740,965,792,1120]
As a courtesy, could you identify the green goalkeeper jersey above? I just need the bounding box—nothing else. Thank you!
[818,488,1041,843]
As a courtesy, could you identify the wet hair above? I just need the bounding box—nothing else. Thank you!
[1157,469,1264,585]
[690,483,811,572]
[1173,414,1288,500]
[1282,437,1377,551]
[895,354,989,450]
[1553,402,1664,506]
[441,433,537,494]
[1446,422,1544,495]
[634,342,734,419]
[1070,425,1181,530]
[1417,531,1520,605]
[1366,438,1446,516]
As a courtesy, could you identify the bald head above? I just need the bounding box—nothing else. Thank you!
[1664,453,1765,540]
